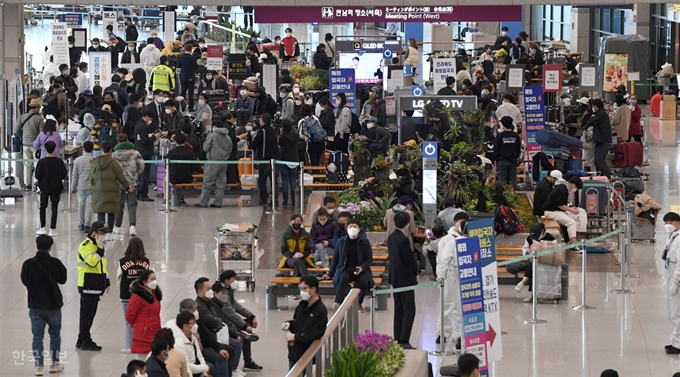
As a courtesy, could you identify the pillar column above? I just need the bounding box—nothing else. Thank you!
[570,7,591,62]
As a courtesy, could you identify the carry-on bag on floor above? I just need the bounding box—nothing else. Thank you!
[614,141,643,168]
[203,90,228,107]
[536,263,562,302]
[580,176,610,216]
[631,218,656,242]
[536,129,583,151]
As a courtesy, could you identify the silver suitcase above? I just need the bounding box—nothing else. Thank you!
[631,219,656,243]
[536,263,562,302]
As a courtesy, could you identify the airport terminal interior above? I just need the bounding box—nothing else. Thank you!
[1,4,680,377]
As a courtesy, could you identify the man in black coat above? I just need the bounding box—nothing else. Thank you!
[244,113,279,206]
[124,17,138,43]
[165,134,197,185]
[122,93,143,137]
[585,98,612,179]
[313,45,332,70]
[437,76,457,95]
[387,211,420,349]
[134,110,159,202]
[177,43,199,111]
[105,74,129,107]
[194,278,236,376]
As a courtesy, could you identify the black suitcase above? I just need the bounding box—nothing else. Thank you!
[203,90,228,107]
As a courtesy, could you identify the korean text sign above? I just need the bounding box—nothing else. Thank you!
[329,68,356,109]
[523,86,546,158]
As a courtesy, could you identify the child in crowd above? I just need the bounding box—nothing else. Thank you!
[309,207,338,267]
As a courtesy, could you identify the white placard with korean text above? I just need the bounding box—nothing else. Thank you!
[579,63,598,91]
[432,58,456,93]
[89,52,112,90]
[51,22,70,67]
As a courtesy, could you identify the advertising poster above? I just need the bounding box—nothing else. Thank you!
[467,219,502,362]
[523,86,546,160]
[338,52,383,84]
[89,52,112,90]
[603,53,629,92]
[457,237,489,377]
[329,68,356,109]
[432,58,457,92]
[51,22,70,67]
[206,45,223,71]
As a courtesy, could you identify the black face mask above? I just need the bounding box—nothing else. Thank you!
[338,223,346,231]
[291,223,301,231]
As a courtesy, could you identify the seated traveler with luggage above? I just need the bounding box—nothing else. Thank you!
[279,214,314,277]
[542,176,584,252]
[309,207,339,267]
[514,224,556,302]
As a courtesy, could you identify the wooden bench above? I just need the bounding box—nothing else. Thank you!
[266,276,383,310]
[328,253,388,262]
[540,217,561,231]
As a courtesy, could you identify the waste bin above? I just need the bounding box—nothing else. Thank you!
[373,285,388,311]
[265,285,278,310]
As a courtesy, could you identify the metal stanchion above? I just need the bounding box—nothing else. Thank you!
[429,277,454,356]
[611,226,633,294]
[266,159,276,214]
[158,159,176,214]
[623,205,639,278]
[572,240,596,310]
[524,250,547,325]
[299,161,304,217]
[61,157,77,213]
[369,288,375,332]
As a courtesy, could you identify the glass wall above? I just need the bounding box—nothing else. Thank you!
[530,5,571,42]
[589,8,628,62]
[650,4,675,74]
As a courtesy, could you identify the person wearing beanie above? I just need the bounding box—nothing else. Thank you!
[584,98,612,179]
[493,116,521,190]
[195,121,232,208]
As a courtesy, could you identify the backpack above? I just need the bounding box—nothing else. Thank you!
[98,120,119,146]
[347,107,362,134]
[494,204,521,236]
[301,116,327,142]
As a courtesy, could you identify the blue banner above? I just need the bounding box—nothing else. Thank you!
[61,13,82,26]
[457,237,488,376]
[329,68,356,110]
[523,85,546,157]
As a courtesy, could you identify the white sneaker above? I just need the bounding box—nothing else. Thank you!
[119,348,130,354]
[48,362,64,373]
[232,370,246,377]
[570,247,583,254]
[523,295,533,303]
[36,228,47,235]
[48,229,58,237]
[34,366,44,376]
[129,226,137,236]
[112,226,122,234]
[515,281,524,292]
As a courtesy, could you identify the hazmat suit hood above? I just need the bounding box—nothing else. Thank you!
[83,113,95,129]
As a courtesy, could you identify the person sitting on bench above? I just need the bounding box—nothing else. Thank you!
[323,219,374,313]
[278,214,314,277]
[515,223,556,302]
[309,207,338,267]
[542,176,584,252]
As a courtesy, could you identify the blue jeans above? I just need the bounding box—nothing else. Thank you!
[29,308,62,366]
[122,301,132,350]
[279,166,298,204]
[229,337,242,371]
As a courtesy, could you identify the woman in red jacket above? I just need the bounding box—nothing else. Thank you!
[628,94,643,144]
[125,270,162,355]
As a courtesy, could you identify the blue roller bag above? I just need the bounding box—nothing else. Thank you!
[580,181,608,216]
[540,170,549,181]
[536,129,583,152]
[585,246,608,253]
[567,157,582,172]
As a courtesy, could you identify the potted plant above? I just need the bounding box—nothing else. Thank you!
[325,331,405,377]
[371,155,390,181]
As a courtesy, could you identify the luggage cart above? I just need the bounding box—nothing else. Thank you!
[216,225,257,292]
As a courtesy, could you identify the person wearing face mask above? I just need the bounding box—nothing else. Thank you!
[280,27,300,62]
[496,94,522,127]
[493,117,521,190]
[323,219,374,312]
[117,237,151,354]
[333,93,352,153]
[365,116,391,157]
[193,278,234,377]
[310,207,339,267]
[542,176,585,250]
[243,113,280,206]
[122,42,141,65]
[58,63,78,102]
[197,70,219,94]
[493,26,512,52]
[478,83,494,108]
[134,110,161,202]
[279,85,295,122]
[514,223,557,302]
[313,44,332,70]
[76,62,89,96]
[122,359,147,377]
[150,56,176,94]
[125,270,162,355]
[146,338,171,377]
[611,94,630,141]
[124,17,139,45]
[195,120,232,208]
[584,99,612,179]
[663,212,680,354]
[112,133,145,236]
[252,86,278,118]
[627,94,642,144]
[122,93,144,137]
[170,311,213,377]
[280,214,315,277]
[141,37,162,77]
[480,44,493,61]
[283,276,328,371]
[162,100,186,136]
[234,85,255,126]
[88,37,108,53]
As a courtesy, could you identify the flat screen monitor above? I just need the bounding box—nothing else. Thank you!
[338,52,384,85]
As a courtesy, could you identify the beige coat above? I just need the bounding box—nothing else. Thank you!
[611,104,631,141]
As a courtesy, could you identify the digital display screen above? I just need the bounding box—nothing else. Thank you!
[338,52,384,85]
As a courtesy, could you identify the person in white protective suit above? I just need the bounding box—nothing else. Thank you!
[435,212,471,349]
[664,212,680,354]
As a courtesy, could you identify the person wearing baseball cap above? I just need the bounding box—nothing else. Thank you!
[533,170,562,217]
[494,116,522,190]
[76,219,112,351]
[585,98,612,179]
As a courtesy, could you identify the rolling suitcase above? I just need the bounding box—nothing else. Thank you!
[238,150,254,177]
[536,263,562,303]
[614,141,643,168]
[203,89,228,107]
[580,176,609,216]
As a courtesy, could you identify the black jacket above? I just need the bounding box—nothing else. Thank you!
[365,125,391,151]
[313,51,332,70]
[146,355,170,377]
[532,178,554,216]
[329,235,374,288]
[35,157,68,193]
[437,86,456,95]
[369,99,387,128]
[148,101,165,131]
[195,295,224,349]
[387,229,419,288]
[21,251,67,309]
[121,50,141,64]
[278,131,301,163]
[165,145,197,184]
[125,23,139,43]
[122,104,142,137]
[250,125,279,160]
[543,184,570,212]
[286,298,328,362]
[177,53,199,81]
[586,108,612,144]
[493,130,521,163]
[118,256,150,300]
[104,83,129,107]
[134,119,156,158]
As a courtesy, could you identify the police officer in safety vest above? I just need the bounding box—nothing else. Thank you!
[149,55,176,93]
[76,220,111,351]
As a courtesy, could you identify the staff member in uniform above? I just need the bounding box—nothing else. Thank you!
[76,221,112,351]
[663,212,680,354]
[149,56,176,93]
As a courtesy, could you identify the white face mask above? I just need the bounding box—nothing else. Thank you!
[191,323,199,334]
[501,31,508,36]
[367,123,375,129]
[299,290,311,301]
[241,90,248,97]
[280,92,287,98]
[62,70,69,76]
[93,43,100,48]
[199,43,205,48]
[193,310,199,320]
[246,125,253,131]
[136,102,143,109]
[146,119,152,125]
[295,100,302,106]
[286,33,292,38]
[165,108,173,115]
[198,99,206,106]
[136,372,147,377]
[293,88,300,94]
[147,280,158,289]
[334,99,341,106]
[206,75,212,80]
[666,224,677,233]
[347,228,359,238]
[204,290,213,299]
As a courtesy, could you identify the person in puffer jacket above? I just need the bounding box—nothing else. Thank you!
[112,133,145,236]
[196,121,233,208]
[309,207,339,266]
[125,270,162,355]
